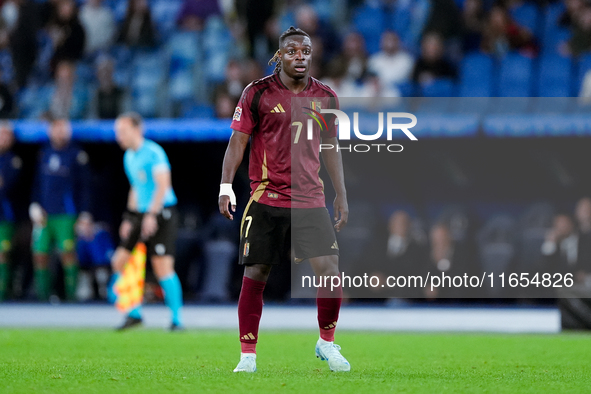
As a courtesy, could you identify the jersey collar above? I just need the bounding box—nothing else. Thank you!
[274,73,311,93]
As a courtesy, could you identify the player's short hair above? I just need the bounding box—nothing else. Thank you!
[117,112,144,129]
[269,26,311,74]
[278,26,310,47]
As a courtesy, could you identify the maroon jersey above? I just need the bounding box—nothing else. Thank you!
[231,74,338,209]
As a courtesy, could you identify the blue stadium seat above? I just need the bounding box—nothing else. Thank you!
[168,31,202,102]
[509,2,540,35]
[181,102,215,119]
[459,52,494,97]
[352,4,386,54]
[537,54,572,97]
[541,3,570,55]
[131,50,167,117]
[498,53,533,97]
[420,78,456,97]
[203,17,232,84]
[152,0,183,40]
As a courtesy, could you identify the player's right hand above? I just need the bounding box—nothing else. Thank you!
[219,195,236,220]
[119,219,132,240]
[219,183,236,220]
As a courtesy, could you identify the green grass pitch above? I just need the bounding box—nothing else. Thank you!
[1,329,590,393]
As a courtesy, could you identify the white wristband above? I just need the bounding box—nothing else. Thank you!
[29,202,44,223]
[219,183,236,206]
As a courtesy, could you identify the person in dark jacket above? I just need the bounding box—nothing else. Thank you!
[30,118,91,301]
[0,122,21,301]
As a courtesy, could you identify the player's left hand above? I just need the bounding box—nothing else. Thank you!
[333,194,349,232]
[141,213,158,239]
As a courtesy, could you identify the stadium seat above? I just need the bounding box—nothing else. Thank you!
[531,55,573,113]
[131,50,167,117]
[497,53,533,97]
[181,102,215,119]
[152,0,183,40]
[203,17,232,85]
[352,4,387,54]
[416,78,456,113]
[459,52,494,97]
[509,2,540,35]
[420,78,456,97]
[168,31,202,102]
[537,54,572,97]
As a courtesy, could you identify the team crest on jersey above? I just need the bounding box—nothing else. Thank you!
[310,100,321,111]
[243,242,250,257]
[233,106,242,121]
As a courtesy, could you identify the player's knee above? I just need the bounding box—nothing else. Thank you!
[244,264,271,282]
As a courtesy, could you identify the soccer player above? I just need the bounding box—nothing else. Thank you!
[0,122,22,301]
[218,27,350,373]
[111,112,183,331]
[30,118,91,301]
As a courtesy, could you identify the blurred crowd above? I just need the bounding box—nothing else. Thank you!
[351,199,591,299]
[0,117,589,302]
[0,0,588,120]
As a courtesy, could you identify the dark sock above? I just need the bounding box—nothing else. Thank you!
[238,276,266,354]
[0,263,8,301]
[64,265,78,301]
[35,268,50,301]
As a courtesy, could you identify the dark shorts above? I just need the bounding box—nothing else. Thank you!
[239,200,339,266]
[119,207,178,257]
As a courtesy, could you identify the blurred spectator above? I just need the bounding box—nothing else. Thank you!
[75,212,113,300]
[580,69,591,104]
[461,0,486,52]
[30,118,92,301]
[9,0,42,88]
[214,90,235,119]
[364,211,427,297]
[91,56,124,119]
[176,0,221,31]
[0,69,13,118]
[295,4,339,63]
[565,4,591,56]
[541,214,582,277]
[43,60,88,120]
[559,0,585,28]
[218,59,245,102]
[0,122,21,301]
[412,32,457,85]
[235,0,274,58]
[426,223,474,298]
[117,0,156,48]
[422,0,463,40]
[48,0,86,70]
[1,1,19,33]
[328,31,368,85]
[481,5,537,58]
[368,30,414,91]
[574,198,591,280]
[79,0,116,56]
